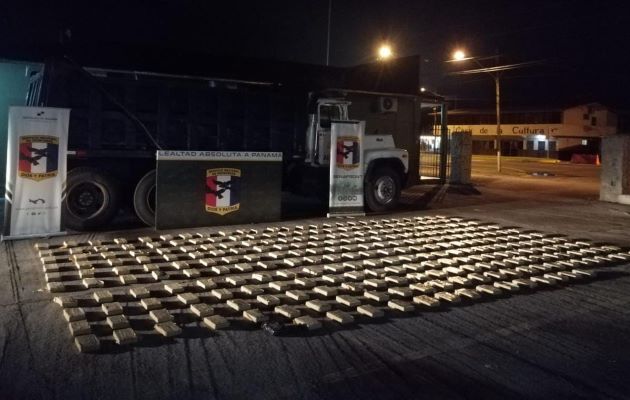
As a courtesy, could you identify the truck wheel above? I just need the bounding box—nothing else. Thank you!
[365,165,401,212]
[63,167,120,230]
[133,170,156,226]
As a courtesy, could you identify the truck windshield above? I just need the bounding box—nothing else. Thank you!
[26,69,44,106]
[319,104,341,129]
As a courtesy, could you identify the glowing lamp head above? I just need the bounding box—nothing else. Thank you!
[453,50,466,61]
[378,44,393,60]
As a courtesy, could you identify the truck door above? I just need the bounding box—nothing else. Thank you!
[316,103,346,165]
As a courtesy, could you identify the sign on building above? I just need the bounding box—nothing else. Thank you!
[155,151,282,229]
[328,120,365,217]
[3,107,69,240]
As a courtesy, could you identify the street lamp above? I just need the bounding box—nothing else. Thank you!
[377,44,393,61]
[452,49,503,173]
[452,50,466,62]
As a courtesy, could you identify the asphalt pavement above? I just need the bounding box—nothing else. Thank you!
[1,156,630,400]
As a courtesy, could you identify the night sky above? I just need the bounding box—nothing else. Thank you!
[1,0,628,109]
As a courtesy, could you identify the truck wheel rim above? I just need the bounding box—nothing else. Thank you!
[374,176,395,204]
[146,185,156,214]
[67,182,107,219]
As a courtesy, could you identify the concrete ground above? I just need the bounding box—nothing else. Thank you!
[402,155,628,245]
[1,156,630,400]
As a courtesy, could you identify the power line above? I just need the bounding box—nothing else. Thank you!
[448,60,546,75]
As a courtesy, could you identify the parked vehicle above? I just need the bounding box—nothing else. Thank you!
[26,57,423,230]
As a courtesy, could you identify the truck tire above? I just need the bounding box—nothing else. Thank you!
[133,170,156,226]
[365,165,401,212]
[63,167,121,231]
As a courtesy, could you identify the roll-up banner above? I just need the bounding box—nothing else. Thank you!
[2,107,69,240]
[328,120,365,217]
[155,150,283,229]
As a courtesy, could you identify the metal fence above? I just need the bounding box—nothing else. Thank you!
[419,104,450,182]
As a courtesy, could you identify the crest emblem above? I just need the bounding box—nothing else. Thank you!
[18,135,59,181]
[205,168,241,215]
[336,136,360,169]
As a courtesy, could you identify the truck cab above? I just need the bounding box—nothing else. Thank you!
[303,95,409,211]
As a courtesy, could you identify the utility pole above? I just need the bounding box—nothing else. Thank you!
[450,53,542,173]
[495,75,501,172]
[326,0,332,66]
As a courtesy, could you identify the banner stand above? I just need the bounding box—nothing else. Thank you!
[326,212,365,218]
[327,120,366,218]
[3,107,70,240]
[1,231,67,242]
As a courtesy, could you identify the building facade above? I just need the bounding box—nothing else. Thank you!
[446,103,617,159]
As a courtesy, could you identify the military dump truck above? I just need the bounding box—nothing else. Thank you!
[25,54,438,230]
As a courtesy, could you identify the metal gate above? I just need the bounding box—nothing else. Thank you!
[419,103,450,182]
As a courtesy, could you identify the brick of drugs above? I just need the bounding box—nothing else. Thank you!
[190,303,214,318]
[93,290,114,304]
[113,328,138,345]
[387,300,414,312]
[203,315,230,330]
[243,308,268,323]
[413,295,440,307]
[102,302,124,316]
[274,305,301,319]
[149,309,173,323]
[293,315,322,330]
[356,304,384,318]
[155,321,182,337]
[141,297,162,311]
[326,310,354,324]
[227,299,251,312]
[54,296,78,308]
[256,294,280,307]
[63,307,86,322]
[74,334,100,353]
[106,315,130,330]
[68,320,91,336]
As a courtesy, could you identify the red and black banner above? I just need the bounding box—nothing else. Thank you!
[155,151,282,229]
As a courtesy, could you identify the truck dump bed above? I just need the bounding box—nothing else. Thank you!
[29,58,308,160]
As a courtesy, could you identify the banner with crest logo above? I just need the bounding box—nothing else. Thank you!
[155,150,282,229]
[328,120,365,217]
[3,107,69,239]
